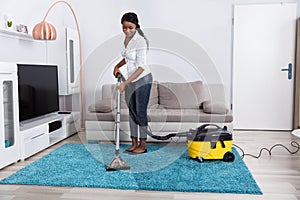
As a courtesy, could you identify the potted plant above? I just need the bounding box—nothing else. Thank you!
[4,15,13,30]
[7,20,12,28]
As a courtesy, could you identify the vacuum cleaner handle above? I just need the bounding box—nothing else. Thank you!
[115,73,122,82]
[197,124,222,131]
[115,72,126,83]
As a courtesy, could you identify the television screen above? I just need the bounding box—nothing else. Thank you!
[17,64,59,122]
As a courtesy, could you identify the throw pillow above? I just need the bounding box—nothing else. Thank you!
[158,81,205,109]
[202,101,228,114]
[88,98,114,113]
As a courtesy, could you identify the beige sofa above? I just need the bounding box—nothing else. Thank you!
[85,81,233,142]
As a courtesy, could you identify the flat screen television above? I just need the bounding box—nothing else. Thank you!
[17,64,59,122]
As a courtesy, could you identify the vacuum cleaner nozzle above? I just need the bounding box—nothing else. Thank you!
[106,150,130,171]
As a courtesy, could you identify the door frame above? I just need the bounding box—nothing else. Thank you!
[294,18,300,129]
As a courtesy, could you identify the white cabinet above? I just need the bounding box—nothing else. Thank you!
[0,62,80,168]
[0,62,20,169]
[48,27,80,95]
[66,27,80,94]
[19,112,80,160]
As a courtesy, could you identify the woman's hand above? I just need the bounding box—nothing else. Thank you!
[118,82,127,93]
[113,58,126,77]
[113,66,121,78]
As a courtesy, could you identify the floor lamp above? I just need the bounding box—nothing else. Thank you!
[32,0,85,131]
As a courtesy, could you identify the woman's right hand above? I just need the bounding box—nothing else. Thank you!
[113,58,126,77]
[113,66,121,78]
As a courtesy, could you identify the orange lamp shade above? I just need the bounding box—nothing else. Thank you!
[32,21,57,40]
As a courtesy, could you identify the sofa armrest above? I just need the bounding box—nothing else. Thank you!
[202,100,229,114]
[88,98,114,113]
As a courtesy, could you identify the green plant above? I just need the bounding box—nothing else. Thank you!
[7,21,12,28]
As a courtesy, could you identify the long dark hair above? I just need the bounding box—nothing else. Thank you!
[121,12,149,49]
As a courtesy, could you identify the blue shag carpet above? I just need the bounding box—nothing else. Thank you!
[0,143,262,194]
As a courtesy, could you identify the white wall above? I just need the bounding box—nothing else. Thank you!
[0,0,72,110]
[74,0,299,111]
[0,0,299,112]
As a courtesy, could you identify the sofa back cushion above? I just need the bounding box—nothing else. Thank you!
[148,81,159,108]
[102,82,159,109]
[158,81,206,109]
[88,98,114,113]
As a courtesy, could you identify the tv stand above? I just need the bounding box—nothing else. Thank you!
[19,111,80,160]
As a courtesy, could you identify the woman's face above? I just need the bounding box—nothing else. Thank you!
[122,21,136,37]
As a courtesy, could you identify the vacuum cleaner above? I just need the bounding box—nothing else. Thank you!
[106,73,234,171]
[187,124,234,162]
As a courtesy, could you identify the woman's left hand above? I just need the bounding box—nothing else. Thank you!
[118,82,127,93]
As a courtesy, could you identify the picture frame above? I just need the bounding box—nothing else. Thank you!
[18,24,28,34]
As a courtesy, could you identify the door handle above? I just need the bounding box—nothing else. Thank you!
[281,63,292,80]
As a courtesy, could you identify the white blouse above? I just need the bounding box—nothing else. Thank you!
[121,31,150,82]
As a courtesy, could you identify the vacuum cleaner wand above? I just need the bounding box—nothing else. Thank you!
[106,73,130,171]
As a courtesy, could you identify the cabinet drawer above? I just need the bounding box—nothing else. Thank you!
[24,132,49,158]
[22,124,48,140]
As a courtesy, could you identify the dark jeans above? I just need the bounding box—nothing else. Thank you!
[125,73,152,140]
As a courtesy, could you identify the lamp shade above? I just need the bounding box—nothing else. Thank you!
[32,21,57,40]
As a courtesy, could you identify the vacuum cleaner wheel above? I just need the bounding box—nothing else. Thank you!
[223,151,235,162]
[192,157,203,163]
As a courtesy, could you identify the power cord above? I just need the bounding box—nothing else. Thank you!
[233,141,300,159]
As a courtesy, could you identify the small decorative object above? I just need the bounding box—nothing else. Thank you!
[5,140,10,148]
[7,20,12,28]
[4,15,14,30]
[18,24,28,34]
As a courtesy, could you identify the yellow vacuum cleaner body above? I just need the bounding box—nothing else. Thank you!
[187,124,235,162]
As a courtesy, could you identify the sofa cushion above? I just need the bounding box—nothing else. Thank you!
[148,108,232,122]
[85,108,233,123]
[114,82,159,109]
[202,101,228,114]
[88,98,114,113]
[158,81,206,109]
[148,81,159,108]
[100,82,159,111]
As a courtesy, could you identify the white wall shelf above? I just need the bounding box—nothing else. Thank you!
[0,28,33,40]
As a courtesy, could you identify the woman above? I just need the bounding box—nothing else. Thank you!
[113,12,152,154]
